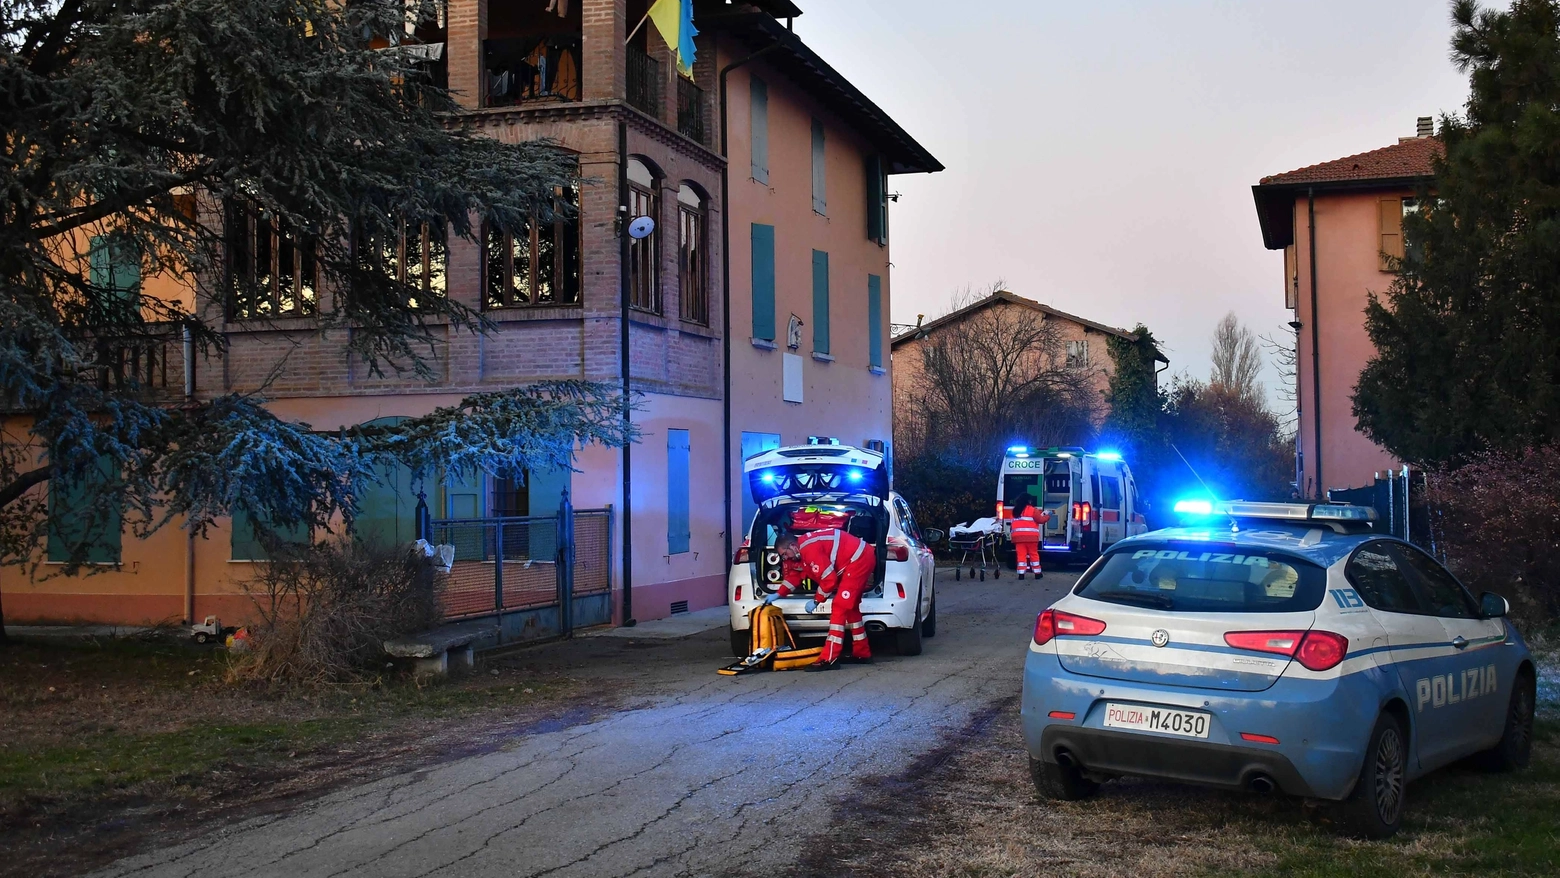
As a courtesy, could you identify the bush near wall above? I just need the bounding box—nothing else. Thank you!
[895,455,995,539]
[1423,446,1560,626]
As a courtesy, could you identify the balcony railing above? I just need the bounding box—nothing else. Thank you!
[485,35,582,107]
[626,46,661,118]
[677,77,706,144]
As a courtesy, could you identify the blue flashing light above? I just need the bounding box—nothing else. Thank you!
[760,472,776,484]
[846,469,864,482]
[1007,445,1029,454]
[1173,499,1214,516]
[1096,451,1122,461]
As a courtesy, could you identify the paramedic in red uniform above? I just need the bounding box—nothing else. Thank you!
[768,528,875,670]
[1011,500,1049,580]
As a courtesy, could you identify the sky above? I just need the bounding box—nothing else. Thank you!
[788,0,1479,402]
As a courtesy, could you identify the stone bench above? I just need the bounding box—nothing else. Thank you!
[384,621,496,677]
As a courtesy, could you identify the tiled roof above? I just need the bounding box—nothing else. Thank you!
[891,290,1168,362]
[1259,136,1441,186]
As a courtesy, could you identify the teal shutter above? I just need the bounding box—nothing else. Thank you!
[865,155,886,243]
[354,416,415,549]
[739,431,781,534]
[811,250,830,354]
[667,429,691,555]
[749,76,769,184]
[231,508,309,561]
[751,223,775,340]
[89,235,141,305]
[811,119,827,214]
[868,274,883,368]
[47,455,122,564]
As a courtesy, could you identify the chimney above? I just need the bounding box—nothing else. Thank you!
[1417,116,1434,138]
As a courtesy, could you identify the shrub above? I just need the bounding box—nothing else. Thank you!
[1423,446,1560,625]
[896,454,995,537]
[230,539,444,686]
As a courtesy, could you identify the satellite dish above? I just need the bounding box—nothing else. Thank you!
[627,215,656,239]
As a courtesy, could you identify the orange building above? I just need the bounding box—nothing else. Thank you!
[1251,118,1439,497]
[2,0,940,627]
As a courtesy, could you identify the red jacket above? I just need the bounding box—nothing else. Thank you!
[777,528,874,600]
[1010,509,1049,544]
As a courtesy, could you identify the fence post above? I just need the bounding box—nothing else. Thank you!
[494,520,505,615]
[557,490,575,638]
[414,490,431,544]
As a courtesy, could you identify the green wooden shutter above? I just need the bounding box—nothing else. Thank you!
[231,508,309,561]
[90,235,141,304]
[868,274,883,368]
[751,223,775,340]
[811,119,827,214]
[667,429,691,555]
[865,155,886,243]
[812,250,830,354]
[750,76,769,184]
[47,455,122,564]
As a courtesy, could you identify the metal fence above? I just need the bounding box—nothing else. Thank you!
[427,500,613,637]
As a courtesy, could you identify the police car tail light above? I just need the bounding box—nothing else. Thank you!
[1033,609,1107,646]
[886,537,911,562]
[1224,629,1349,671]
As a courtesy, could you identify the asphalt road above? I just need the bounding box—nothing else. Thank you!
[97,568,1074,878]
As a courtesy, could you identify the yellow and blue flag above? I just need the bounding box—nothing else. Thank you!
[646,0,699,78]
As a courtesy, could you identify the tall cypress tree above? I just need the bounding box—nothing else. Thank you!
[1354,0,1560,464]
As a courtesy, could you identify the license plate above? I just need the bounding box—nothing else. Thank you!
[1102,702,1210,739]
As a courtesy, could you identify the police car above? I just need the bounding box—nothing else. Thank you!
[728,445,939,657]
[1021,500,1536,838]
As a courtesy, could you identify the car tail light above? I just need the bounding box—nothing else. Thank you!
[734,540,751,565]
[1073,502,1093,530]
[1224,630,1349,672]
[886,537,911,562]
[734,584,743,602]
[896,582,907,599]
[1033,609,1107,645]
[996,502,1009,520]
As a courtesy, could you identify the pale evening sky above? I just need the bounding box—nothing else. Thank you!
[787,0,1478,404]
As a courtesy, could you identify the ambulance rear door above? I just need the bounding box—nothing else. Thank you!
[1095,461,1127,550]
[1041,456,1076,549]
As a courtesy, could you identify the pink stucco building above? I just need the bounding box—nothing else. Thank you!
[2,1,941,628]
[1252,119,1439,497]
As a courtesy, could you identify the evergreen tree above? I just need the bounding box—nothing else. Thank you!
[1101,324,1165,465]
[0,1,633,636]
[1354,0,1560,463]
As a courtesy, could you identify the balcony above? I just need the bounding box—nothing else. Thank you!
[485,35,582,108]
[626,45,662,118]
[677,77,706,145]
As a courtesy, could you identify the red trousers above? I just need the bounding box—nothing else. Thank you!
[818,573,872,663]
[1014,541,1041,575]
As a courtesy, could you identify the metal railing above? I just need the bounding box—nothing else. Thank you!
[626,46,661,118]
[677,77,706,144]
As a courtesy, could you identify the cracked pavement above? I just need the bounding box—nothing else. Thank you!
[94,569,1072,878]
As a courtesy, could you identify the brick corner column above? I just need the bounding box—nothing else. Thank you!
[582,0,626,103]
[447,0,487,111]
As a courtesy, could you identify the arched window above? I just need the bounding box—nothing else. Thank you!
[627,157,660,313]
[484,180,580,309]
[677,184,707,325]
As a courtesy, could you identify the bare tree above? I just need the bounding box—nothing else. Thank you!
[1260,328,1300,430]
[1210,312,1264,402]
[901,291,1100,467]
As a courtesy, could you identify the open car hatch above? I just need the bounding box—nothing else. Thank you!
[744,445,889,504]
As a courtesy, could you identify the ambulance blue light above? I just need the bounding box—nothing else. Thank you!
[1007,446,1029,455]
[1173,499,1214,515]
[1096,451,1122,461]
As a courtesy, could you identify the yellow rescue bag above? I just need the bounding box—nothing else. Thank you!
[717,604,823,675]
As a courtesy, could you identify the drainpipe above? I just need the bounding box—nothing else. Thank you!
[183,322,196,624]
[718,35,784,571]
[618,118,636,628]
[1307,189,1323,499]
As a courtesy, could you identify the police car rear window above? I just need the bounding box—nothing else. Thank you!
[1075,545,1326,613]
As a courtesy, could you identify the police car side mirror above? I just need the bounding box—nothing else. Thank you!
[1479,592,1509,618]
[923,528,945,545]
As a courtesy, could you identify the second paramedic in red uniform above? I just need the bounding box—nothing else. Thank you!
[770,528,875,670]
[1011,500,1049,580]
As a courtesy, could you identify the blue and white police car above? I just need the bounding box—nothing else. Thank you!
[1021,500,1537,838]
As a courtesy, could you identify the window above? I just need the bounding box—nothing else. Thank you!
[811,118,827,215]
[485,183,581,308]
[749,75,769,184]
[491,476,530,517]
[226,202,318,318]
[865,155,887,244]
[88,234,141,313]
[1099,476,1122,510]
[867,274,883,369]
[1066,339,1089,368]
[750,223,776,340]
[627,158,659,313]
[357,217,447,309]
[47,455,122,564]
[232,508,309,561]
[811,250,829,354]
[1076,544,1326,613]
[1393,543,1477,618]
[667,428,691,554]
[677,185,707,324]
[1344,543,1424,613]
[1402,198,1422,266]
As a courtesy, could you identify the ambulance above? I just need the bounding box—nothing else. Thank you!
[996,446,1147,563]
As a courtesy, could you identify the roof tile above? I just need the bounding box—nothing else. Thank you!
[1259,136,1441,186]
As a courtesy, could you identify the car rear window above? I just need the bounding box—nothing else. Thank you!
[1075,544,1326,613]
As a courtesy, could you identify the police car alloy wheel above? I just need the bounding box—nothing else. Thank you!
[1477,669,1537,771]
[1338,715,1406,838]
